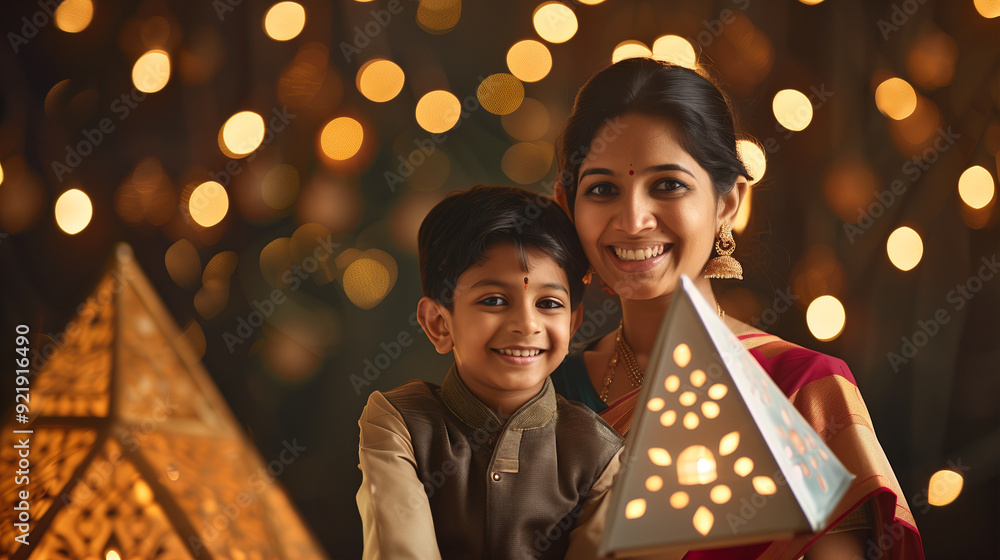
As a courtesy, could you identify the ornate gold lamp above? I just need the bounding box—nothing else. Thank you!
[1,244,327,560]
[599,276,854,558]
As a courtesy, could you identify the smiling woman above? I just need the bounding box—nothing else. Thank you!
[550,58,925,560]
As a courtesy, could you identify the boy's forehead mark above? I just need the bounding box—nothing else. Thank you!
[468,278,569,294]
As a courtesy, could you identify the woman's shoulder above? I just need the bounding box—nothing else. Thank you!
[739,332,857,397]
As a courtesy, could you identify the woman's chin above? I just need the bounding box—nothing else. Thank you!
[607,276,677,301]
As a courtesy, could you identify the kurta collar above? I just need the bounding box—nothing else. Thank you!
[440,363,556,432]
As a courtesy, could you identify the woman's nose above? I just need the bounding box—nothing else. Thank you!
[617,190,657,234]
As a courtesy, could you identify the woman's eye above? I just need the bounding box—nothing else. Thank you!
[479,296,506,307]
[537,299,565,309]
[654,178,689,192]
[584,182,617,196]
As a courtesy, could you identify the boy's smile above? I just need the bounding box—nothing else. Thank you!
[427,242,578,412]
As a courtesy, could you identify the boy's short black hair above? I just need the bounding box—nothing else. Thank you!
[418,185,589,310]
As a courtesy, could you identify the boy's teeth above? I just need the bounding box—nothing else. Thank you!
[614,244,664,261]
[498,348,540,357]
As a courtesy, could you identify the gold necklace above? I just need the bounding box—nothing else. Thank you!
[599,304,725,403]
[600,320,644,402]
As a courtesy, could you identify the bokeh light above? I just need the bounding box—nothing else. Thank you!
[264,2,306,41]
[907,32,957,90]
[415,90,460,133]
[260,237,294,288]
[612,40,651,63]
[188,181,229,227]
[55,188,93,234]
[791,244,846,306]
[958,166,995,210]
[502,141,554,184]
[928,470,964,506]
[262,164,301,209]
[165,239,202,290]
[0,161,4,185]
[178,320,207,360]
[651,35,697,68]
[875,77,917,120]
[477,73,524,115]
[320,117,364,160]
[278,42,335,108]
[357,59,405,102]
[823,158,879,223]
[507,40,552,82]
[772,89,813,131]
[799,0,825,4]
[132,50,171,93]
[114,158,175,226]
[533,2,577,44]
[736,140,766,185]
[806,295,846,341]
[0,157,44,234]
[974,0,1000,18]
[220,111,265,157]
[55,0,93,33]
[342,253,397,309]
[501,98,550,141]
[416,0,462,34]
[296,173,362,236]
[886,226,923,271]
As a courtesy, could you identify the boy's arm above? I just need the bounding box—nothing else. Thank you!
[357,391,442,560]
[565,447,623,560]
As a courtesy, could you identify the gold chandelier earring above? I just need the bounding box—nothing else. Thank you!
[704,223,743,280]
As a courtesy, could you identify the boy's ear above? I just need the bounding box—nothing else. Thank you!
[570,304,584,341]
[416,296,454,354]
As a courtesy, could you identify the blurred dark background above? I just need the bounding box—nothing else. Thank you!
[1,0,999,557]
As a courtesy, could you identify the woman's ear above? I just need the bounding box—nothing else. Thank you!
[416,296,454,354]
[552,180,572,218]
[718,176,750,227]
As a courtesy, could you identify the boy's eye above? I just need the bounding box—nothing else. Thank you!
[478,296,507,307]
[584,182,617,196]
[537,298,565,309]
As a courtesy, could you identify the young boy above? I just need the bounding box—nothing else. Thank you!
[357,185,623,559]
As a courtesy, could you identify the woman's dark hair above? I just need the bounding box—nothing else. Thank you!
[557,58,752,215]
[418,185,589,309]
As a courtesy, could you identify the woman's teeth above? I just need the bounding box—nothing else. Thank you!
[613,245,665,261]
[496,348,541,357]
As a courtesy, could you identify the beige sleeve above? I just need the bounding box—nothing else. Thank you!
[565,447,623,560]
[356,391,442,560]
